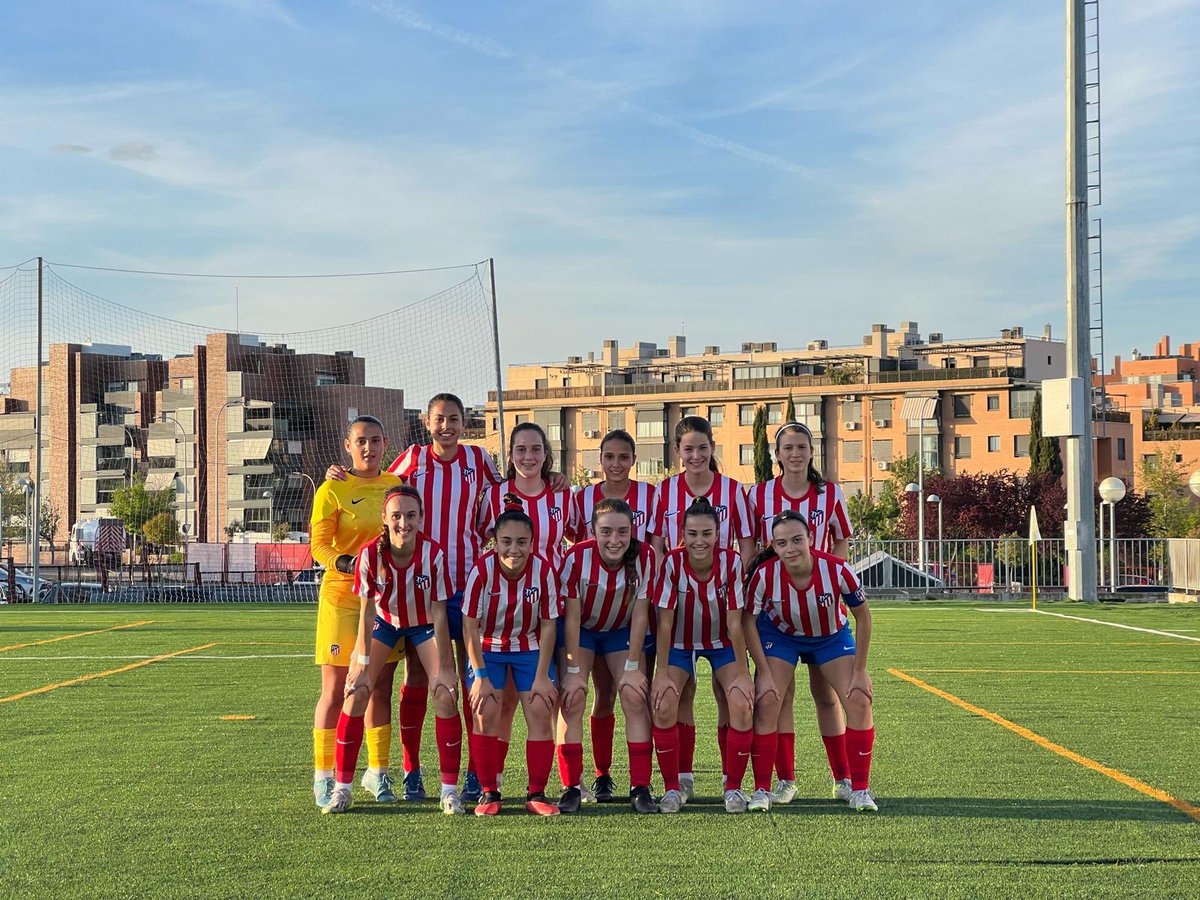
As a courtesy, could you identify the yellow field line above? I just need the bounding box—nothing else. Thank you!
[880,640,1189,646]
[888,668,1200,823]
[0,643,217,705]
[900,668,1200,675]
[0,620,154,653]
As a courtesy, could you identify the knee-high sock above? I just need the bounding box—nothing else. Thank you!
[677,723,697,773]
[822,732,851,782]
[845,727,875,791]
[313,727,336,776]
[724,727,753,791]
[752,732,778,792]
[628,741,653,789]
[434,714,462,788]
[590,714,615,777]
[334,712,365,785]
[775,731,796,781]
[526,739,555,795]
[652,725,681,793]
[365,724,391,773]
[717,724,730,775]
[398,684,427,772]
[478,735,500,794]
[557,742,584,788]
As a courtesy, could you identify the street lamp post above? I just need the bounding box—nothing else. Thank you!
[213,399,244,543]
[904,482,923,573]
[288,472,317,534]
[162,414,190,556]
[927,494,943,584]
[1098,477,1126,592]
[263,488,274,540]
[18,478,32,565]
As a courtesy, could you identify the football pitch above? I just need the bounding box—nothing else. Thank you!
[1,601,1197,899]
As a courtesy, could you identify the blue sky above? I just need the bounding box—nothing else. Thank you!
[2,0,1198,370]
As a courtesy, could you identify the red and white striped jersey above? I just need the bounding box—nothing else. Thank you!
[558,539,657,632]
[654,547,746,650]
[353,533,452,630]
[462,551,559,652]
[749,478,853,554]
[478,482,576,568]
[748,550,865,638]
[388,444,501,593]
[571,481,656,543]
[649,472,754,550]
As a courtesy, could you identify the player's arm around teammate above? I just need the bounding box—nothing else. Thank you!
[746,511,877,812]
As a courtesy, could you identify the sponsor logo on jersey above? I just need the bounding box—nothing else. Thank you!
[415,574,430,589]
[523,586,541,602]
[817,592,834,608]
[810,508,826,528]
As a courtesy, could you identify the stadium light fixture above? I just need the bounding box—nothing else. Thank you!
[1189,471,1200,499]
[1097,477,1126,590]
[927,494,943,582]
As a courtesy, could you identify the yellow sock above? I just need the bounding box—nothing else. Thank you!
[366,724,392,772]
[314,728,336,774]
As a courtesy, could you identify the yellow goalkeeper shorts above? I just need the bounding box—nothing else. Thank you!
[314,595,402,667]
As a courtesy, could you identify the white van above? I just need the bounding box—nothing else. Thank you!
[69,518,126,566]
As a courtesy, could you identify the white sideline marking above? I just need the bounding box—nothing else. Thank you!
[0,653,308,661]
[975,609,1035,613]
[1032,610,1200,643]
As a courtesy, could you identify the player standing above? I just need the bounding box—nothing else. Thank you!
[745,510,877,812]
[321,486,465,814]
[557,498,659,814]
[748,421,856,804]
[309,416,403,808]
[462,500,561,816]
[649,498,759,814]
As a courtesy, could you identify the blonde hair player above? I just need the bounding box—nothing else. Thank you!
[310,416,403,809]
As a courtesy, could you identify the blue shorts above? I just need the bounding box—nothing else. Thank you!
[758,617,855,667]
[446,591,465,643]
[372,617,435,649]
[466,649,557,693]
[556,617,566,650]
[643,631,656,654]
[667,645,737,677]
[579,625,632,657]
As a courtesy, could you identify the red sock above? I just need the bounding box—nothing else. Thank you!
[628,741,653,789]
[752,731,779,792]
[498,739,511,775]
[845,727,875,791]
[434,714,462,787]
[478,735,499,794]
[677,722,696,772]
[717,724,730,774]
[334,712,365,784]
[724,727,753,791]
[823,732,851,782]
[776,732,796,781]
[652,725,680,792]
[526,739,555,795]
[461,677,476,773]
[557,742,584,788]
[590,714,616,777]
[398,684,428,773]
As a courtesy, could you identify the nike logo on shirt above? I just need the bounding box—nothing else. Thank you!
[351,498,365,505]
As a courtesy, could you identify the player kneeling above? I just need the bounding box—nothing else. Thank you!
[463,499,561,817]
[649,499,762,814]
[323,485,465,815]
[558,499,659,814]
[744,511,877,812]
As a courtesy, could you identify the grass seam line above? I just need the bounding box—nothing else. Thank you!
[0,620,154,653]
[1032,611,1200,643]
[888,667,1200,823]
[0,642,218,704]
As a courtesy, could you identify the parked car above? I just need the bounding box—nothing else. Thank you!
[0,564,55,602]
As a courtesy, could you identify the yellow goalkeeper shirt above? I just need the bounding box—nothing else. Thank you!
[310,471,402,608]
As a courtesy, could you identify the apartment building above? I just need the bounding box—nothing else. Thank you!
[486,322,1131,494]
[0,334,406,544]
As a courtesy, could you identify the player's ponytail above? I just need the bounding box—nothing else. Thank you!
[681,496,720,529]
[495,492,534,536]
[743,546,778,589]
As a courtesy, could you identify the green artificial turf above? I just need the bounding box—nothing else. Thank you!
[1,600,1197,899]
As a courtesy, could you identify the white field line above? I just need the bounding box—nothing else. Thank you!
[1032,610,1200,643]
[0,653,308,662]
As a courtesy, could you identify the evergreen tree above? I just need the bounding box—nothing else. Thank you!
[1029,390,1064,478]
[784,392,796,423]
[752,405,772,483]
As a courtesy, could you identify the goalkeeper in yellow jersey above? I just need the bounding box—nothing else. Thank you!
[310,415,403,808]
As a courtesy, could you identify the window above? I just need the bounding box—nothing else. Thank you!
[871,439,892,464]
[842,440,863,463]
[842,400,862,422]
[708,405,725,426]
[739,404,756,426]
[739,444,755,466]
[988,436,1000,453]
[954,436,972,458]
[732,365,782,380]
[942,357,957,369]
[533,410,562,442]
[581,411,600,433]
[534,378,548,390]
[608,410,626,433]
[514,414,528,425]
[96,477,126,505]
[953,395,971,418]
[766,403,783,425]
[1010,389,1036,419]
[680,406,698,419]
[986,395,1000,412]
[973,356,990,369]
[1117,437,1127,461]
[1047,355,1053,365]
[871,399,892,422]
[315,372,338,386]
[636,458,665,477]
[1014,435,1031,458]
[635,411,664,440]
[713,445,724,465]
[842,481,864,497]
[581,449,600,471]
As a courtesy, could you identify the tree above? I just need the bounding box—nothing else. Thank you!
[784,392,796,424]
[38,502,61,547]
[143,511,180,548]
[271,521,292,542]
[224,519,246,540]
[751,405,772,483]
[847,483,902,540]
[1138,447,1200,538]
[108,475,176,541]
[1028,391,1063,478]
[0,462,29,540]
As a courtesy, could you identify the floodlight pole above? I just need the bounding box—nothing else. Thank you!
[488,258,508,471]
[1065,0,1098,599]
[32,257,43,593]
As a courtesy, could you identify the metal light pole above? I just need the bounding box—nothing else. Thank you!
[289,472,317,534]
[18,478,32,565]
[1098,477,1125,591]
[904,482,922,573]
[263,489,274,539]
[917,418,926,574]
[213,398,243,542]
[928,494,943,582]
[162,414,190,554]
[1064,0,1098,599]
